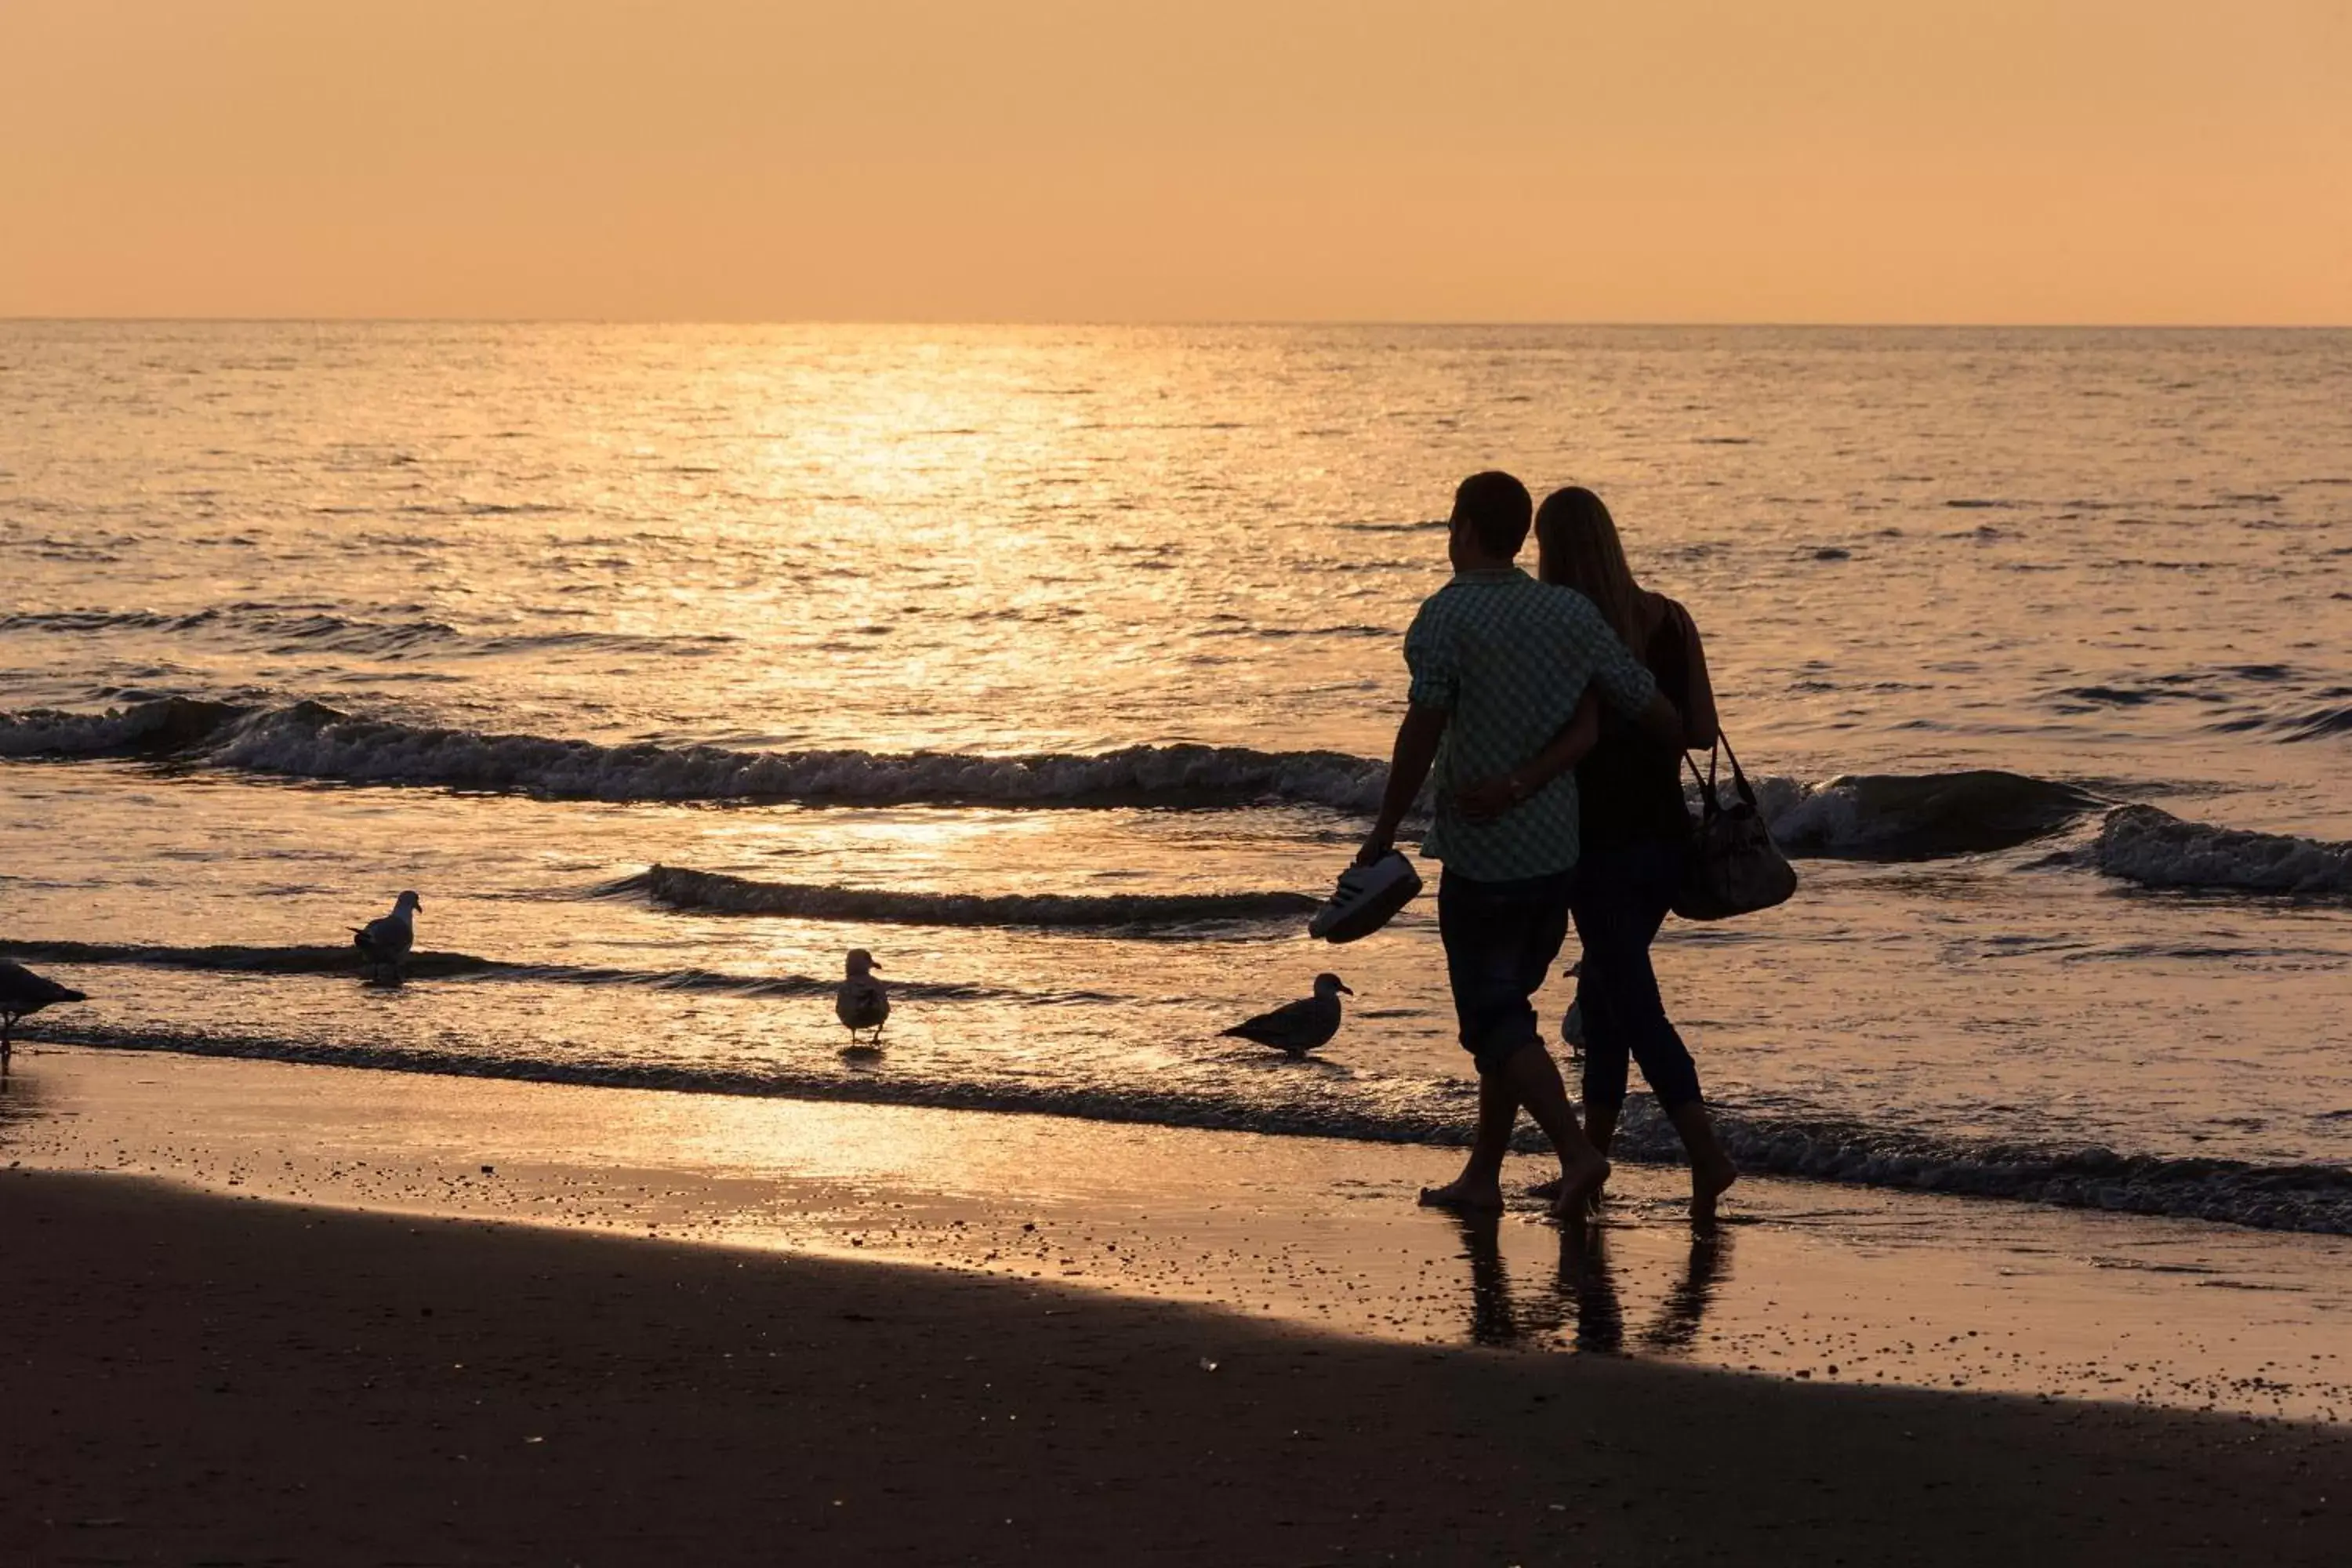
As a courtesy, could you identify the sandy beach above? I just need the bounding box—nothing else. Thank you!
[9,1168,2352,1566]
[6,1044,2352,1564]
[9,1044,2352,1419]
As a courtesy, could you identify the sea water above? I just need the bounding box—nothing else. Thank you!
[3,322,2348,1231]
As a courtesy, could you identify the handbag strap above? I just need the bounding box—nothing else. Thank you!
[1682,737,1721,817]
[1716,730,1762,811]
[1683,731,1760,814]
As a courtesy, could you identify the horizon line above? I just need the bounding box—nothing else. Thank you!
[4,315,2349,332]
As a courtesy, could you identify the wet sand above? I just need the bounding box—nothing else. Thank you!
[9,1045,2352,1422]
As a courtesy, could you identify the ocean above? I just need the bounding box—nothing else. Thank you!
[5,321,2349,1233]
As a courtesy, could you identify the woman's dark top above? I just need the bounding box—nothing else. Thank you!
[1577,597,1697,850]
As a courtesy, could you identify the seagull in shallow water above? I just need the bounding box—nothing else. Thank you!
[1221,972,1352,1058]
[0,959,86,1073]
[836,948,889,1047]
[353,891,422,984]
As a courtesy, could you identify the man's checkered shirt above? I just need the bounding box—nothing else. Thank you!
[1404,567,1659,881]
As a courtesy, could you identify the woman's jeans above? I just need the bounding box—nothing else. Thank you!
[1570,837,1703,1112]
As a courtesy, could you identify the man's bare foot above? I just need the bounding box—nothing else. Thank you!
[1418,1177,1504,1212]
[1548,1154,1610,1222]
[1690,1155,1739,1228]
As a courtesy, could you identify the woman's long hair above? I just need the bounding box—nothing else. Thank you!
[1535,486,1643,647]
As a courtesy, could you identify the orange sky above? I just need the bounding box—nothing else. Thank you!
[4,1,2347,323]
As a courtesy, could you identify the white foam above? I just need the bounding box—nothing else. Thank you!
[201,703,1394,811]
[2095,804,2352,896]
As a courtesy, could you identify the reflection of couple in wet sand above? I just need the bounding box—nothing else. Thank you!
[1454,1211,1731,1354]
[1358,472,1737,1225]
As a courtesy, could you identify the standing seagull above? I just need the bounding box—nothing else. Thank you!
[1221,972,1352,1058]
[0,959,86,1073]
[835,948,889,1047]
[353,891,423,985]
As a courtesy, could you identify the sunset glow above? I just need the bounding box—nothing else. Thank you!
[5,0,2347,322]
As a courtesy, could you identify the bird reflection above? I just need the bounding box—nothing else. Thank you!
[1445,1211,1731,1353]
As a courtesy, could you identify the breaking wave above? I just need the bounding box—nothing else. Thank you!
[24,1018,2352,1236]
[1612,1100,2352,1236]
[0,696,248,757]
[6,699,2319,888]
[1755,770,2104,858]
[1,698,1392,810]
[2092,806,2352,897]
[604,865,1319,929]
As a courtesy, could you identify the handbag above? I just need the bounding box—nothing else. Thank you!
[1674,731,1797,920]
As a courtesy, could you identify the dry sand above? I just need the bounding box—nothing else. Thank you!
[8,1169,2350,1567]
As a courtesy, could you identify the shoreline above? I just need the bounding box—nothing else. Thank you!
[6,1044,2351,1423]
[26,1007,2352,1238]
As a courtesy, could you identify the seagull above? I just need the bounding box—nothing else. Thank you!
[1560,960,1586,1060]
[352,891,422,984]
[836,948,889,1047]
[0,959,87,1073]
[1220,972,1352,1058]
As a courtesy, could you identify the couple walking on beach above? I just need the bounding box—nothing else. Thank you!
[1358,471,1738,1225]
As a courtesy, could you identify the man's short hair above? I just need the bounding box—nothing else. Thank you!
[1451,470,1533,559]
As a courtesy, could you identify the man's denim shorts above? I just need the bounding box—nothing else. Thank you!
[1436,866,1577,1073]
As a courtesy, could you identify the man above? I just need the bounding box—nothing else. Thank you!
[1359,471,1682,1218]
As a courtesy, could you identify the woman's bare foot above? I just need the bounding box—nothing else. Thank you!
[1547,1153,1611,1222]
[1690,1155,1739,1228]
[1667,1101,1738,1229]
[1526,1171,1608,1213]
[1417,1176,1504,1212]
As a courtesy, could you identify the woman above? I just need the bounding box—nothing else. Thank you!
[1486,486,1738,1225]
